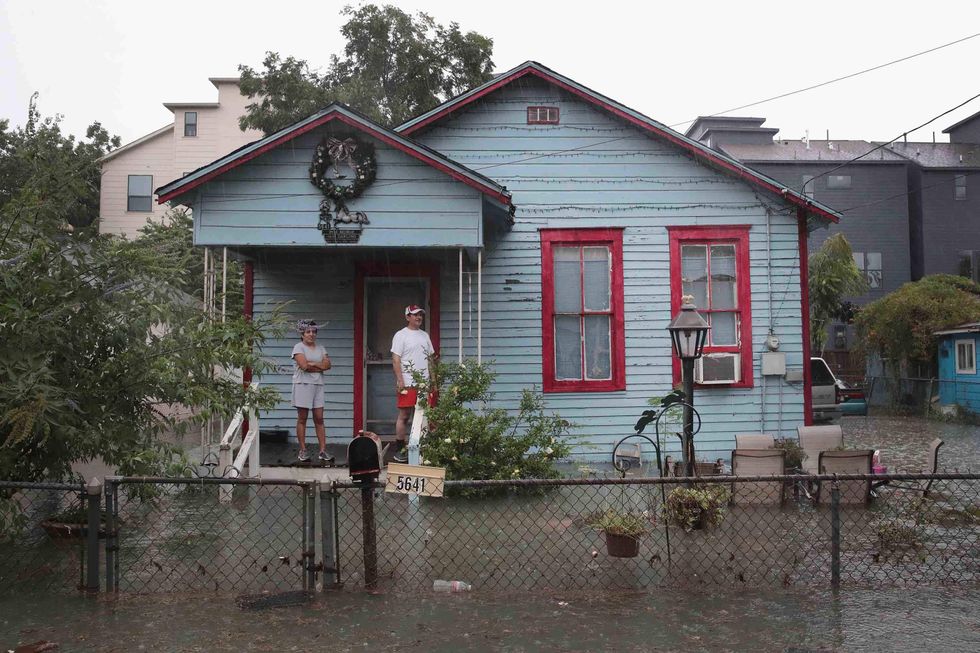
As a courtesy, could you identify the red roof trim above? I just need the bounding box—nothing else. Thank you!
[401,66,838,225]
[157,112,511,206]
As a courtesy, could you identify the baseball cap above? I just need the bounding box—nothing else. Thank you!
[405,305,426,316]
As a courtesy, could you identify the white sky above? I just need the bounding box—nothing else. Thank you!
[2,0,979,146]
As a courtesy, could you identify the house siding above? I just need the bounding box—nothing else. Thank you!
[407,79,807,459]
[192,127,484,248]
[938,334,980,412]
[919,168,980,277]
[98,130,175,236]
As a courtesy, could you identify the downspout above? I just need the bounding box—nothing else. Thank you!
[242,260,255,437]
[477,248,483,364]
[763,209,771,434]
[798,208,814,426]
[458,249,464,363]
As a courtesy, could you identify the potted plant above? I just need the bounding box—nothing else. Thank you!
[774,439,807,471]
[40,506,114,539]
[662,485,729,532]
[588,509,649,558]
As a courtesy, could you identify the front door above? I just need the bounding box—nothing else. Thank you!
[354,264,440,436]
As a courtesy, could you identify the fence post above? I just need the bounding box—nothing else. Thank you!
[84,477,102,593]
[361,484,378,590]
[320,482,340,588]
[830,478,841,590]
[104,477,119,593]
[304,483,317,591]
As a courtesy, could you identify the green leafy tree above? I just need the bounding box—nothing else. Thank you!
[413,360,572,485]
[238,4,494,134]
[855,274,980,373]
[0,103,283,484]
[808,234,868,353]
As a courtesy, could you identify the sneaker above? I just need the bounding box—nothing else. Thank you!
[318,450,334,464]
[392,446,409,464]
[297,449,310,462]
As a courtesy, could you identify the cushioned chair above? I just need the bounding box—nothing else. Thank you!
[885,438,945,497]
[731,449,786,505]
[735,433,775,450]
[818,449,874,505]
[798,425,844,474]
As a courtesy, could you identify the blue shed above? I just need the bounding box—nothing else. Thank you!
[156,61,842,469]
[936,323,980,412]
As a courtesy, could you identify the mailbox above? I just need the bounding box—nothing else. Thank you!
[348,431,383,482]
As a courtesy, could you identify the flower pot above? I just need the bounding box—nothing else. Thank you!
[40,519,115,539]
[604,532,640,558]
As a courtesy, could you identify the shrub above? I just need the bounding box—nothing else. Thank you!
[414,360,573,483]
[774,439,807,470]
[587,509,650,538]
[662,485,730,532]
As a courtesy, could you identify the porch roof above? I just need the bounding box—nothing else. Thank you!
[155,103,513,209]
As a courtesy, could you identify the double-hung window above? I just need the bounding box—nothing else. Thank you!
[184,111,198,137]
[127,175,153,212]
[956,339,976,375]
[668,226,753,387]
[540,229,625,392]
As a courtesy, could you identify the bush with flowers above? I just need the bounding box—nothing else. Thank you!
[411,359,572,484]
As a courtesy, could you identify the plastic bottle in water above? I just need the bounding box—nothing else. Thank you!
[433,580,471,592]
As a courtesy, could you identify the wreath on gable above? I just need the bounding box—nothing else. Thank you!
[309,136,377,213]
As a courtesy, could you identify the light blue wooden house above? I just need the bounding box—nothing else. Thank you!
[156,61,842,470]
[935,323,980,413]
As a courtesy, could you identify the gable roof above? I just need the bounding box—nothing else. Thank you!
[156,103,512,206]
[397,61,840,226]
[942,108,980,135]
[100,123,173,163]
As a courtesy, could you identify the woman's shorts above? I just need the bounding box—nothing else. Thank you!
[292,383,324,409]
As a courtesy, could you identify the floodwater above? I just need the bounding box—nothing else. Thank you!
[1,587,978,652]
[842,414,980,471]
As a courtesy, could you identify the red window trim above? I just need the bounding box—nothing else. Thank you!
[540,228,625,393]
[527,106,560,125]
[667,225,754,389]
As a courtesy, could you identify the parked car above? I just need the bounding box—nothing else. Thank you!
[810,357,841,423]
[836,378,869,417]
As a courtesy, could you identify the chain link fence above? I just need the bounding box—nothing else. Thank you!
[331,474,979,592]
[0,481,88,596]
[1,473,977,596]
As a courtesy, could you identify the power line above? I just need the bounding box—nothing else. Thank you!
[669,32,980,128]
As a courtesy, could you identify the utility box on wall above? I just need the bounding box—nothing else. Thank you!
[761,352,786,376]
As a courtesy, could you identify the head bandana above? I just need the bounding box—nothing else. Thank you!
[297,319,319,335]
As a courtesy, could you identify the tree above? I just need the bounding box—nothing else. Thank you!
[0,102,282,483]
[808,234,868,354]
[854,274,980,373]
[0,93,119,230]
[238,4,494,134]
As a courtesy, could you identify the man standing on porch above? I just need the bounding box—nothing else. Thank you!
[391,305,434,463]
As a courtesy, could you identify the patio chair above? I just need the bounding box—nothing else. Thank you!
[797,425,844,474]
[731,449,786,505]
[735,433,775,450]
[883,438,945,497]
[817,449,874,505]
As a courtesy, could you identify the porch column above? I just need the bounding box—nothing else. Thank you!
[477,248,482,364]
[458,248,463,363]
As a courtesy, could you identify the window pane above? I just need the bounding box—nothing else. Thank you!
[553,247,581,313]
[701,354,738,383]
[828,175,851,189]
[128,195,152,212]
[128,175,152,196]
[681,245,707,307]
[583,246,610,311]
[710,312,738,346]
[584,315,611,380]
[852,252,865,270]
[710,244,736,309]
[554,315,582,380]
[866,252,881,270]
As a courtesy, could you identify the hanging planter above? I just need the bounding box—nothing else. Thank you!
[662,485,730,532]
[588,509,649,558]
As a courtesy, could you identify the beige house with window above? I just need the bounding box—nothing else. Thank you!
[98,78,261,237]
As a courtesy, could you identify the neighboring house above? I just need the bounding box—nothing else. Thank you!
[99,77,261,238]
[687,115,980,371]
[935,323,980,413]
[155,61,841,462]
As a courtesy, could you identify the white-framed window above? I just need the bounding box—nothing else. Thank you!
[827,174,852,189]
[955,174,967,200]
[127,175,153,212]
[956,339,976,374]
[184,111,198,137]
[802,175,816,198]
[852,251,882,289]
[527,106,559,125]
[696,353,741,384]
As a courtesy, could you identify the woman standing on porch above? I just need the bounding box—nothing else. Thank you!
[292,320,332,463]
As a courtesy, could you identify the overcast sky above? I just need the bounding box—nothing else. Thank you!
[2,0,979,146]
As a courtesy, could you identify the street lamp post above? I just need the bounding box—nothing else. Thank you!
[667,297,710,477]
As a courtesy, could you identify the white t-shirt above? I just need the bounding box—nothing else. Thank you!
[391,327,434,386]
[292,342,327,384]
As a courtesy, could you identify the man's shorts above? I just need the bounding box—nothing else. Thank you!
[292,383,324,409]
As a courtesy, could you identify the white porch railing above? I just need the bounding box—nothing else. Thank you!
[219,381,260,502]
